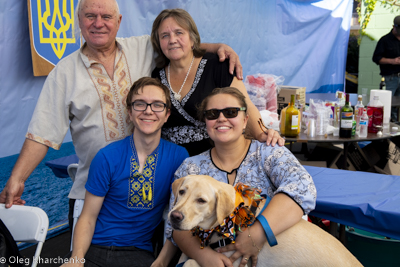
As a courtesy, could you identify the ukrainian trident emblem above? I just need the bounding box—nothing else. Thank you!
[29,0,81,68]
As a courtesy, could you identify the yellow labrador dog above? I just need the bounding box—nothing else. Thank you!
[169,175,362,267]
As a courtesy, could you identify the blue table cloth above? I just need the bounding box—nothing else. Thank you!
[45,156,400,240]
[45,154,78,178]
[306,165,400,240]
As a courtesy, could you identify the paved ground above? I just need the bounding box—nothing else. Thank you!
[20,231,70,267]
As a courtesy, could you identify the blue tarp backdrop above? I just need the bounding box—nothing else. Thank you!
[0,0,353,157]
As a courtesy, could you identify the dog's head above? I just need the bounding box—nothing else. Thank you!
[169,175,236,230]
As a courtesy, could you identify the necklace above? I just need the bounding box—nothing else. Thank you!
[167,56,195,101]
[213,140,249,173]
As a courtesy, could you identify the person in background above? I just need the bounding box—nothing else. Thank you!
[151,9,285,156]
[61,77,188,267]
[168,87,316,267]
[372,15,400,121]
[0,0,242,235]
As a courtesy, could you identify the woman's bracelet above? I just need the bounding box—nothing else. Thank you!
[248,227,261,252]
[257,214,278,247]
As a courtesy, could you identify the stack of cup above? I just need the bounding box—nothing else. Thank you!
[308,119,316,137]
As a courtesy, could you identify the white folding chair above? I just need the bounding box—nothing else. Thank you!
[0,204,49,267]
[66,163,84,251]
[67,163,79,182]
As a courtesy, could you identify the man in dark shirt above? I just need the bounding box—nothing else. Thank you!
[373,16,400,121]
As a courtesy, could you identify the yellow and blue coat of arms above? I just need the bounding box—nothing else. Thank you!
[29,0,81,68]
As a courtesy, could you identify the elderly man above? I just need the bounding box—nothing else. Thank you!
[373,15,400,121]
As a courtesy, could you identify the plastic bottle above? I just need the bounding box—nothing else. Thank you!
[316,109,327,136]
[339,94,353,138]
[354,95,364,136]
[359,108,368,138]
[285,95,299,137]
[367,95,384,133]
[379,77,386,90]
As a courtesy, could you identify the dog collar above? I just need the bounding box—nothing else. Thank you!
[191,183,264,248]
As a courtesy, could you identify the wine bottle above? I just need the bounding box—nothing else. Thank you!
[379,77,386,90]
[339,94,353,138]
[285,95,299,137]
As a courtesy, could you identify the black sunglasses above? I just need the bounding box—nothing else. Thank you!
[204,107,246,120]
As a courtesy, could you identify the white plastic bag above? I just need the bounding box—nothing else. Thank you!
[245,74,284,113]
[260,110,280,131]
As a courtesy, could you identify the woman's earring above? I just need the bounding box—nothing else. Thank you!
[242,128,246,134]
[192,45,194,50]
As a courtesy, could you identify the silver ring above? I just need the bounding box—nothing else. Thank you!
[244,258,249,261]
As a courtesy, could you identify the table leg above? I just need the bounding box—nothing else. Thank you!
[343,142,349,170]
[398,107,400,122]
[329,222,347,244]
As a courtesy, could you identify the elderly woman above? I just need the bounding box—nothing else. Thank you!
[168,87,316,267]
[151,9,284,156]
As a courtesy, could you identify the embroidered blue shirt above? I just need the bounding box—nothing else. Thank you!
[86,135,188,251]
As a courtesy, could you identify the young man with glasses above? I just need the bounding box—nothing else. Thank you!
[373,15,400,121]
[62,77,188,267]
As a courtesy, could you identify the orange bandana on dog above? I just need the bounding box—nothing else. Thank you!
[191,183,264,248]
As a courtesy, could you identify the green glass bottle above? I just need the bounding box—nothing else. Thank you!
[285,95,299,137]
[339,94,353,138]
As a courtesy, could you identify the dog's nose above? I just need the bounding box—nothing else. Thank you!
[170,211,184,223]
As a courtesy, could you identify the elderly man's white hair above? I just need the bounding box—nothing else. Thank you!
[73,0,120,39]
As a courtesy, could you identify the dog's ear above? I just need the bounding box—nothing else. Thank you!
[216,189,236,224]
[172,177,186,205]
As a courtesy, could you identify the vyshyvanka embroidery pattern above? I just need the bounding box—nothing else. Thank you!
[128,135,158,209]
[87,49,133,141]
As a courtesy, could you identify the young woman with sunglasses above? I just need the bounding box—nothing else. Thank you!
[151,9,284,156]
[168,87,316,267]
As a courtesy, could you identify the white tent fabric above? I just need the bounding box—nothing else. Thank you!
[0,0,352,157]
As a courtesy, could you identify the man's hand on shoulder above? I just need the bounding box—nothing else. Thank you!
[216,44,243,80]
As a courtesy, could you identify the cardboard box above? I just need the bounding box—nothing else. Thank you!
[374,140,400,175]
[277,86,306,114]
[330,143,374,172]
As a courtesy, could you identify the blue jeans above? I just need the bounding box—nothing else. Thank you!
[84,244,155,267]
[384,75,400,121]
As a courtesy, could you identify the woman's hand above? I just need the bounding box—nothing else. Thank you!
[217,225,266,267]
[150,258,166,267]
[197,248,234,267]
[256,128,285,147]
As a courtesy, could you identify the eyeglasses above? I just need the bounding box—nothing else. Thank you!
[204,107,246,120]
[131,101,167,112]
